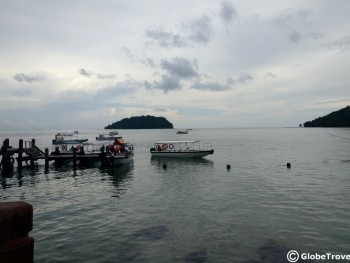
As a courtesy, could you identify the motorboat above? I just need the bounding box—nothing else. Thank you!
[176,130,188,134]
[52,133,88,145]
[96,131,121,141]
[106,138,134,165]
[150,140,214,158]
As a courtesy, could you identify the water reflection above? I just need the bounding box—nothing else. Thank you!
[150,157,214,169]
[101,161,134,198]
[1,166,40,189]
[240,240,315,263]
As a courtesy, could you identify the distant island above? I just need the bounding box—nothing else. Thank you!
[303,106,350,127]
[105,115,174,129]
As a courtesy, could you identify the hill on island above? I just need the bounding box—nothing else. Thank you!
[105,115,173,129]
[304,106,350,127]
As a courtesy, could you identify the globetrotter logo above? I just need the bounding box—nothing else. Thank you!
[287,250,299,262]
[287,250,350,262]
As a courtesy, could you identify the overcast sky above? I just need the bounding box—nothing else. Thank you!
[1,0,349,130]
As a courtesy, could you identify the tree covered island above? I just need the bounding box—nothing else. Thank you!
[304,106,350,127]
[105,115,174,129]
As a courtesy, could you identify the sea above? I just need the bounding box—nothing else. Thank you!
[0,128,349,263]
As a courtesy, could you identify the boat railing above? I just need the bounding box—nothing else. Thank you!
[203,143,212,150]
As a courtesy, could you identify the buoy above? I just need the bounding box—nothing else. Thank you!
[286,162,291,168]
[226,164,231,170]
[162,164,167,169]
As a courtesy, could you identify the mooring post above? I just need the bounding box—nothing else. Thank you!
[73,147,77,170]
[1,139,11,172]
[0,201,34,263]
[4,138,9,148]
[100,147,105,166]
[45,148,49,172]
[18,139,23,170]
[30,139,35,168]
[0,139,5,170]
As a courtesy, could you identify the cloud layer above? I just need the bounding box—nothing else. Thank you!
[1,0,349,130]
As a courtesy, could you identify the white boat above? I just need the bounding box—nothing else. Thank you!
[106,138,134,165]
[96,131,121,141]
[52,133,88,145]
[150,140,214,158]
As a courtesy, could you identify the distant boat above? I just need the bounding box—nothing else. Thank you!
[96,131,121,141]
[176,130,188,134]
[52,133,88,145]
[150,140,214,158]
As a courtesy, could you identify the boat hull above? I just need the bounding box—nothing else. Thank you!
[150,150,214,158]
[52,139,88,145]
[107,155,134,165]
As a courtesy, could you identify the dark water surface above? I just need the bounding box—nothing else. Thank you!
[1,128,349,262]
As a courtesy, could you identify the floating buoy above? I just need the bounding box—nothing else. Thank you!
[162,164,167,169]
[286,162,291,169]
[226,164,231,170]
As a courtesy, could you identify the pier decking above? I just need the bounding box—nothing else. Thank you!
[0,138,107,173]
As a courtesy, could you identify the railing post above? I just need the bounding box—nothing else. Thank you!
[18,139,23,170]
[29,139,36,168]
[73,147,77,170]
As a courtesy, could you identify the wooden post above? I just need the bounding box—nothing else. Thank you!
[4,138,9,148]
[1,139,11,173]
[0,139,5,170]
[18,139,23,170]
[0,201,34,263]
[73,147,77,170]
[44,148,49,172]
[100,147,105,166]
[30,139,35,168]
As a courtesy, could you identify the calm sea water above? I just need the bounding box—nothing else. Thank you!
[1,128,349,263]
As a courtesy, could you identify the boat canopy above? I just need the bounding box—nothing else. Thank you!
[155,140,199,144]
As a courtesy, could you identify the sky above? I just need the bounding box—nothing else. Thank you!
[1,0,349,130]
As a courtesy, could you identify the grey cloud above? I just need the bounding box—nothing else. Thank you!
[97,80,140,97]
[145,15,214,48]
[273,9,311,27]
[191,79,231,91]
[13,73,45,82]
[122,47,156,68]
[121,47,134,60]
[141,57,156,68]
[289,30,302,42]
[79,68,93,77]
[153,107,168,112]
[11,89,32,97]
[237,73,253,83]
[226,73,253,85]
[272,9,322,43]
[264,72,277,79]
[79,68,115,79]
[306,31,323,40]
[288,30,323,43]
[145,27,188,48]
[220,1,237,24]
[199,73,254,91]
[318,36,350,52]
[96,74,116,80]
[186,15,213,44]
[161,57,199,79]
[145,75,181,93]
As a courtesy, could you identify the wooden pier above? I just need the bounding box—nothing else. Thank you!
[0,138,107,173]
